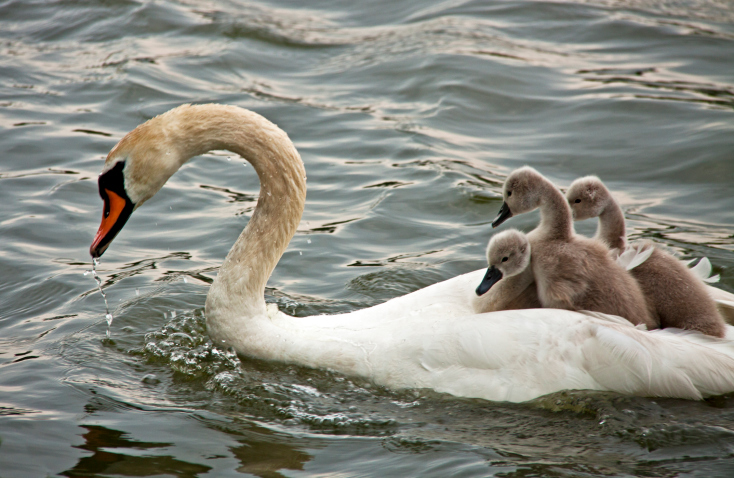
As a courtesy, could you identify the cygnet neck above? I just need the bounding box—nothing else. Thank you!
[596,194,627,250]
[535,178,574,241]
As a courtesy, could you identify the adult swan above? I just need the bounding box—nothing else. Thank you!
[90,104,734,403]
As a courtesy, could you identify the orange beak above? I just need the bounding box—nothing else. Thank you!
[89,189,132,258]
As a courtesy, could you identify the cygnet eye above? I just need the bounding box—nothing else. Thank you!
[574,198,581,203]
[507,191,512,197]
[501,256,509,263]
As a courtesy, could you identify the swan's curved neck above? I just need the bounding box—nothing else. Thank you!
[536,179,574,240]
[147,105,306,331]
[597,196,626,250]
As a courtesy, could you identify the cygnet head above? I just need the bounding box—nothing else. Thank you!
[476,229,531,296]
[492,166,546,228]
[565,176,611,221]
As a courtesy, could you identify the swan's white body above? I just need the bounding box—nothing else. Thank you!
[227,267,734,403]
[94,104,734,403]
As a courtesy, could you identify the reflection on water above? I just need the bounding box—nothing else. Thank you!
[2,0,734,475]
[62,422,316,478]
[63,425,211,478]
[230,431,313,478]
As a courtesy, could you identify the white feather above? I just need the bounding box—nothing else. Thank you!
[615,242,654,271]
[689,257,720,283]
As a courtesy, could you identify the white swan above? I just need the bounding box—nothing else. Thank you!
[90,104,734,403]
[565,176,727,337]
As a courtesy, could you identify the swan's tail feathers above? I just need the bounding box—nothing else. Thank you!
[615,243,654,271]
[688,257,720,283]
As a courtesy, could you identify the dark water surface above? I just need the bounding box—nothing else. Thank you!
[2,0,734,476]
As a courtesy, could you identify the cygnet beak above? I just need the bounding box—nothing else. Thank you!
[492,202,513,228]
[476,266,503,296]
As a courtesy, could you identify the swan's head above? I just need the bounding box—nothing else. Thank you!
[90,111,181,258]
[492,166,545,228]
[565,176,610,221]
[476,229,531,296]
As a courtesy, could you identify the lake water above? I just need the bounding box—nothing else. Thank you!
[2,0,734,476]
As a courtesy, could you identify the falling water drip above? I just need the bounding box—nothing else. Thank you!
[88,258,113,338]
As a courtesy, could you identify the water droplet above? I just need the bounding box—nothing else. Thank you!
[105,313,114,338]
[307,239,311,244]
[83,271,90,276]
[299,251,302,255]
[89,259,113,338]
[227,157,231,161]
[135,288,140,296]
[183,277,188,283]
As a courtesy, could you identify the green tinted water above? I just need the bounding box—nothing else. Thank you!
[1,0,734,476]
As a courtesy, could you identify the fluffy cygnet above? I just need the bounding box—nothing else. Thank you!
[474,229,541,313]
[492,167,658,329]
[566,176,726,337]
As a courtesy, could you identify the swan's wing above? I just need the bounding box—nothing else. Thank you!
[580,323,730,399]
[615,243,654,271]
[688,257,720,283]
[416,309,602,402]
[411,309,734,402]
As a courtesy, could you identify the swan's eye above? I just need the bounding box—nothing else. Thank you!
[507,191,512,197]
[574,199,581,204]
[501,257,509,263]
